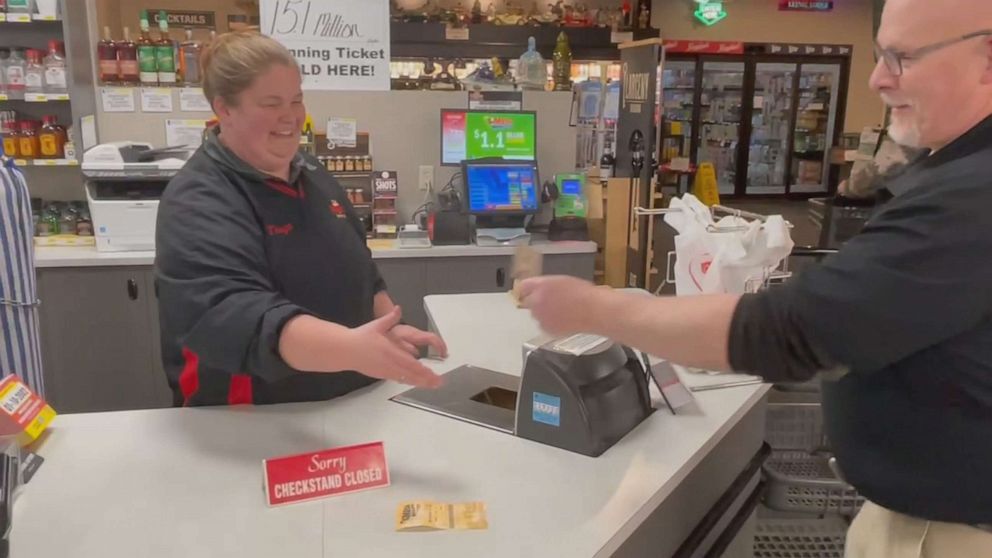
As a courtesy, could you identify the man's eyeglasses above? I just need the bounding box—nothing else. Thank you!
[874,30,992,77]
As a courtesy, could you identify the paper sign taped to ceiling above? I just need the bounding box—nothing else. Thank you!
[260,0,391,91]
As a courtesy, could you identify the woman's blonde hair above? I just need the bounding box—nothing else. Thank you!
[201,31,298,106]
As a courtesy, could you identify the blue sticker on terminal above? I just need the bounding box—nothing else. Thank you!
[532,392,561,427]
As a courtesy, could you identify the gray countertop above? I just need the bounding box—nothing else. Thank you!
[33,239,597,268]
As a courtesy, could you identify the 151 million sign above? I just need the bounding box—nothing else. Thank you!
[260,0,391,91]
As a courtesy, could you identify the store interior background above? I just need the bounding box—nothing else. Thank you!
[45,0,885,245]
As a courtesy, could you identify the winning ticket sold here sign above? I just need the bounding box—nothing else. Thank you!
[260,0,391,91]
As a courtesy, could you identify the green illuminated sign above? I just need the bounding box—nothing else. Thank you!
[694,1,727,26]
[464,113,536,161]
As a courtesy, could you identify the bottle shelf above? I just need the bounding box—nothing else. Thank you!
[0,13,60,23]
[12,159,79,167]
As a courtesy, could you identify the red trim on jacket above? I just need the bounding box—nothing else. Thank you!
[264,178,305,199]
[179,347,200,406]
[228,374,254,406]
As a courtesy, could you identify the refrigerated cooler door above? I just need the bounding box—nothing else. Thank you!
[791,63,841,194]
[696,61,745,195]
[661,60,697,192]
[747,63,796,195]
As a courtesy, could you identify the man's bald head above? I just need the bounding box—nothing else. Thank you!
[882,0,992,39]
[872,0,992,150]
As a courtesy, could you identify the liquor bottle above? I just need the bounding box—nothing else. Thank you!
[552,32,573,92]
[2,119,20,158]
[118,27,140,84]
[137,10,158,85]
[517,36,548,91]
[38,115,65,159]
[178,28,202,86]
[43,40,67,95]
[4,48,26,100]
[156,11,177,85]
[471,0,483,24]
[98,26,120,84]
[24,49,44,95]
[18,121,39,160]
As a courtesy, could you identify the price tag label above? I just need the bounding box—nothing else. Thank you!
[445,25,470,41]
[611,31,634,44]
[0,384,31,415]
[0,375,56,445]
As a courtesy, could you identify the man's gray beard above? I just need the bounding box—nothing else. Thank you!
[886,120,922,149]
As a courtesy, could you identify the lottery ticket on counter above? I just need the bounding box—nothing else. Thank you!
[395,501,488,532]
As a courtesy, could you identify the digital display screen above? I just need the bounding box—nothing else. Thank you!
[465,164,539,213]
[441,110,537,166]
[561,179,582,196]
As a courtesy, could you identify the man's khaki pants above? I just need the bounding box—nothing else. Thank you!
[846,501,992,557]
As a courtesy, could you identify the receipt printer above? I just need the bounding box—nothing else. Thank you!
[391,335,653,457]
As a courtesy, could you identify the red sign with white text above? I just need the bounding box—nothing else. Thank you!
[263,442,390,507]
[663,40,744,54]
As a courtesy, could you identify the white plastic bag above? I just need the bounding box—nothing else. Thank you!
[663,194,794,295]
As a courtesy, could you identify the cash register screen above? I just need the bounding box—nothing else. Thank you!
[464,163,540,214]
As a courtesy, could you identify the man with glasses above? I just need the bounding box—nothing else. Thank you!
[519,0,992,554]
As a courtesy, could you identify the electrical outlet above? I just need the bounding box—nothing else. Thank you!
[418,165,434,191]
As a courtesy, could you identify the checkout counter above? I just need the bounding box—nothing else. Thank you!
[12,292,768,557]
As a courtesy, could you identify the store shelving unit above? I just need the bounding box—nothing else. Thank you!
[1,0,99,196]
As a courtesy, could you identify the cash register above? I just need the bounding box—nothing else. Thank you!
[462,158,539,246]
[391,334,654,457]
[82,141,193,252]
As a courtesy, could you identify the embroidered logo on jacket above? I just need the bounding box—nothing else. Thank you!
[329,200,347,219]
[266,223,295,236]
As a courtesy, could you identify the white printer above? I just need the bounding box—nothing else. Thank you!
[83,142,194,252]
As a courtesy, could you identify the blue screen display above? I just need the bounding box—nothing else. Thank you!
[465,165,539,213]
[561,179,582,196]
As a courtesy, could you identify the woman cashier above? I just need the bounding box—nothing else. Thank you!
[155,32,445,406]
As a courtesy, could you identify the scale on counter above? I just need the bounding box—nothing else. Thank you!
[391,334,655,457]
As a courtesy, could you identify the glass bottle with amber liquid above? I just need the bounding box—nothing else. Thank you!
[98,27,119,85]
[38,115,65,159]
[118,27,140,85]
[552,32,573,92]
[2,120,20,159]
[18,121,39,160]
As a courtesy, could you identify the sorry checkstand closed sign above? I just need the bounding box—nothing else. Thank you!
[263,441,390,506]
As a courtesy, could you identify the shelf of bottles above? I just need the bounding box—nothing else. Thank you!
[1,1,77,165]
[390,59,621,91]
[96,10,206,89]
